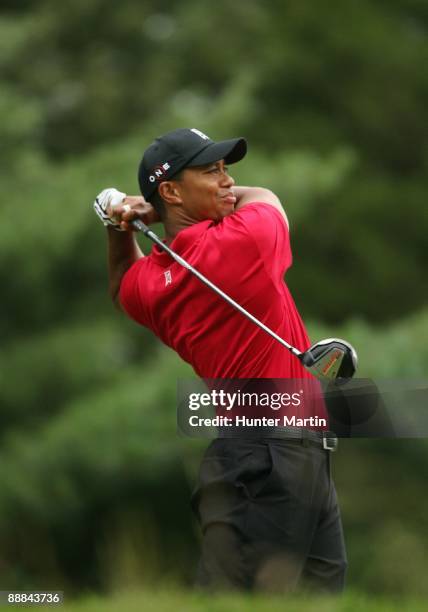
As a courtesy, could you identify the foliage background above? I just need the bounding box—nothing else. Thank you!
[0,0,427,603]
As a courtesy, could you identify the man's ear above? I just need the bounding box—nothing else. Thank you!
[159,181,182,205]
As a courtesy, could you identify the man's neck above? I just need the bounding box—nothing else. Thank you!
[163,210,200,245]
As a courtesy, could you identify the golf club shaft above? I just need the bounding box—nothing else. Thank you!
[132,219,302,358]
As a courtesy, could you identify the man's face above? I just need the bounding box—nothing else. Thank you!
[172,159,236,222]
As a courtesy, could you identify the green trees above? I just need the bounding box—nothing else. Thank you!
[2,0,426,321]
[0,0,427,595]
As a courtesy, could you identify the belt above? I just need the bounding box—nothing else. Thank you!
[218,426,338,452]
[283,429,338,452]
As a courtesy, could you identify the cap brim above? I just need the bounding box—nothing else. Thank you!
[186,138,247,167]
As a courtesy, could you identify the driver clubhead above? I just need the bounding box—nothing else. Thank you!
[300,338,358,383]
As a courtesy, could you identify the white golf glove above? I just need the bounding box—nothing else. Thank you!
[93,188,127,230]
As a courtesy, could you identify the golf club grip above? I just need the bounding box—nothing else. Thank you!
[132,219,149,233]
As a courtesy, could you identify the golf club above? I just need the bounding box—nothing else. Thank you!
[132,219,358,382]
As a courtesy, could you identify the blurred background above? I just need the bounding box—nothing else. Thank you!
[0,0,427,605]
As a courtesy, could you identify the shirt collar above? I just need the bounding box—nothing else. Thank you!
[150,219,213,267]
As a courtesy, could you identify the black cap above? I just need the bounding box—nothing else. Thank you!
[138,128,247,200]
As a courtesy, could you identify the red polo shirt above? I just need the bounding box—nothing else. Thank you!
[119,203,313,380]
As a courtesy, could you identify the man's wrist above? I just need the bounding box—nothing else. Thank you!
[106,225,136,237]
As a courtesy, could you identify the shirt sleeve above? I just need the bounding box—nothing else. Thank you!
[118,258,147,325]
[221,202,292,281]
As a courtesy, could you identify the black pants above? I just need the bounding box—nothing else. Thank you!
[191,437,347,593]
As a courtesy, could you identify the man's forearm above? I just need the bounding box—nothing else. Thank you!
[233,186,288,226]
[107,228,143,304]
[233,186,253,207]
[233,186,276,210]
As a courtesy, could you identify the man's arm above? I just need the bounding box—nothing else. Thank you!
[102,194,160,309]
[107,228,143,308]
[233,186,289,228]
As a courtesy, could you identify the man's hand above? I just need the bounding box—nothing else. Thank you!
[94,188,160,231]
[113,196,160,231]
[94,188,127,230]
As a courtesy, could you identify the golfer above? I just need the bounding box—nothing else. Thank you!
[93,128,347,592]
